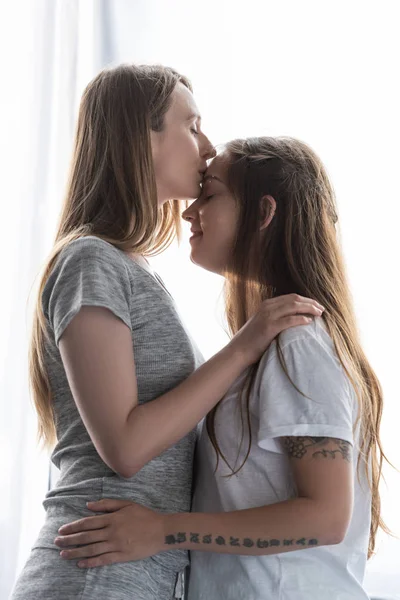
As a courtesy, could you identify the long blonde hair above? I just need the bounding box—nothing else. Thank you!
[30,64,191,449]
[206,136,393,558]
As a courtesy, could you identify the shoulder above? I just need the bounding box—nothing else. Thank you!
[255,317,357,445]
[59,237,159,281]
[42,236,134,329]
[57,235,124,263]
[279,315,331,347]
[43,236,132,303]
[261,317,343,373]
[49,236,133,281]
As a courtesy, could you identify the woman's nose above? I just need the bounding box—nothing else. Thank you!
[208,145,217,159]
[182,207,193,221]
[202,136,216,160]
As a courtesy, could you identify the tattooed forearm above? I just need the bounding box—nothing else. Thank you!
[165,533,319,548]
[282,437,351,462]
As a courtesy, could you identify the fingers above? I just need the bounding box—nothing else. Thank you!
[272,300,324,321]
[57,499,132,535]
[289,294,324,310]
[77,552,123,569]
[59,541,112,561]
[55,528,108,548]
[267,294,324,311]
[58,515,108,535]
[278,315,315,331]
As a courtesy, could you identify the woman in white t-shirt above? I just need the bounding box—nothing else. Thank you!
[54,137,389,600]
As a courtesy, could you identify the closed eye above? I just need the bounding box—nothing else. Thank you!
[191,128,199,136]
[205,194,215,201]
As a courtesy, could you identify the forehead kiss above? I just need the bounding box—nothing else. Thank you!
[199,154,229,196]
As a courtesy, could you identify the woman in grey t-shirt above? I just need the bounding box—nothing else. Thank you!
[12,66,321,600]
[55,138,388,600]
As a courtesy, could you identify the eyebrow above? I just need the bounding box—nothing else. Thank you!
[203,175,224,183]
[186,112,201,122]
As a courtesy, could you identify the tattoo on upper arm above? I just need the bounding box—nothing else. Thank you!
[282,437,351,462]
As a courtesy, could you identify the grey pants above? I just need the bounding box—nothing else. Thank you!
[11,499,187,600]
[11,546,183,600]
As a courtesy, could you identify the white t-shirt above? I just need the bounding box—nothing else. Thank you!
[188,317,371,600]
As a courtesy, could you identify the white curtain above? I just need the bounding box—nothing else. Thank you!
[1,1,106,597]
[1,1,399,598]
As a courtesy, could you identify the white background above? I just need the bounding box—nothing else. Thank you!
[1,1,399,598]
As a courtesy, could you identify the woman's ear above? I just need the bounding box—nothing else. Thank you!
[260,195,276,231]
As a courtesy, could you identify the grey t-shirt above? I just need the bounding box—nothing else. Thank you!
[38,235,204,572]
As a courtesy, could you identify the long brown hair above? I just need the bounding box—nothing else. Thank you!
[206,136,393,558]
[30,64,191,450]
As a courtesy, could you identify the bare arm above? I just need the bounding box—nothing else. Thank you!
[60,306,251,477]
[159,437,353,555]
[55,437,353,566]
[59,296,324,477]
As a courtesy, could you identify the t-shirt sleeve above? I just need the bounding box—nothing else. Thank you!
[43,238,132,346]
[256,333,355,452]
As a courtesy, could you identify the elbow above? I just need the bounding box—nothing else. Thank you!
[326,525,347,546]
[307,493,352,546]
[114,463,141,479]
[111,449,151,479]
[310,501,350,546]
[110,456,143,479]
[323,516,350,546]
[97,435,151,479]
[100,448,144,479]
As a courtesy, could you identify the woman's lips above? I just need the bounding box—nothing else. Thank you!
[189,232,203,242]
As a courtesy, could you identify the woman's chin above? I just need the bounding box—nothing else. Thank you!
[189,250,219,275]
[189,247,203,268]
